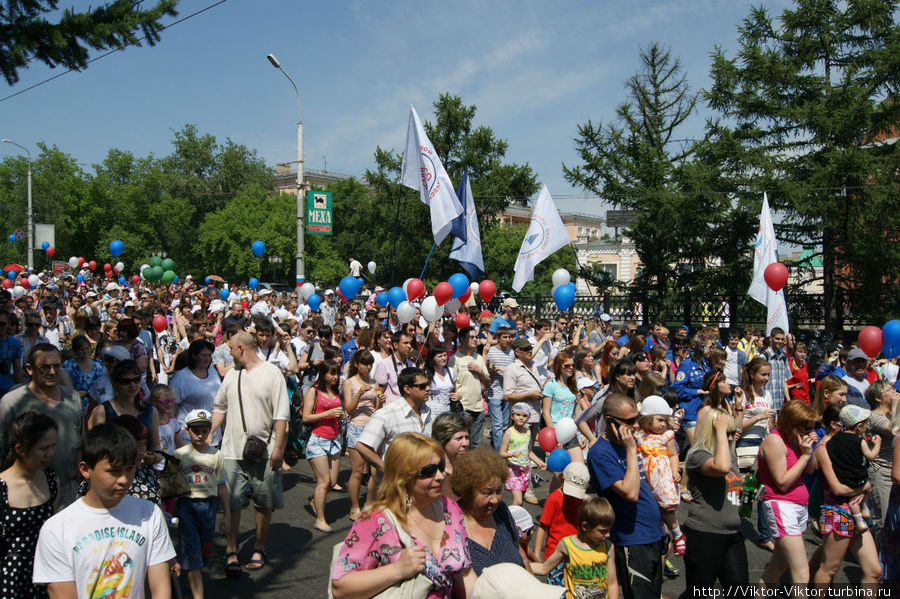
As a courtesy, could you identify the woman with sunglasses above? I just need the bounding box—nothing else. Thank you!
[542,353,583,466]
[757,400,818,585]
[682,408,748,594]
[303,361,345,533]
[627,349,653,397]
[331,433,475,599]
[87,360,161,458]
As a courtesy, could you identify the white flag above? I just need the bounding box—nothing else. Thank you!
[400,105,463,244]
[512,185,571,292]
[747,192,789,335]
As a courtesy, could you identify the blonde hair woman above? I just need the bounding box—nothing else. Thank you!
[330,433,476,599]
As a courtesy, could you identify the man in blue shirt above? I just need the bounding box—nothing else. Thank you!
[616,319,638,346]
[587,393,664,599]
[489,297,519,335]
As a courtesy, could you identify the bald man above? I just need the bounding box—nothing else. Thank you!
[212,331,290,573]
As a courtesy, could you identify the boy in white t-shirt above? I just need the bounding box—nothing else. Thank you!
[33,422,176,599]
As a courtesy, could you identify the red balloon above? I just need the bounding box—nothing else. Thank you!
[88,260,97,271]
[1,279,10,289]
[406,278,425,301]
[478,280,496,303]
[433,282,453,306]
[858,326,884,358]
[480,309,493,320]
[77,257,84,268]
[131,275,140,284]
[240,300,249,310]
[763,263,788,292]
[537,427,558,453]
[103,263,112,271]
[45,247,55,257]
[458,287,472,304]
[455,313,471,330]
[152,315,167,333]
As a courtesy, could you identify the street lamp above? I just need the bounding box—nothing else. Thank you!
[268,254,283,281]
[2,139,32,271]
[266,53,305,286]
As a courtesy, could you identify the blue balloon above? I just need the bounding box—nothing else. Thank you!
[109,240,124,257]
[357,277,364,288]
[205,277,210,285]
[546,449,572,473]
[376,292,389,308]
[76,273,84,283]
[339,276,359,299]
[7,234,15,243]
[173,275,179,284]
[219,288,230,301]
[388,287,406,309]
[307,294,322,311]
[41,241,49,250]
[883,320,900,359]
[6,271,14,280]
[553,284,575,311]
[251,240,265,257]
[118,276,125,285]
[248,277,259,290]
[448,273,469,298]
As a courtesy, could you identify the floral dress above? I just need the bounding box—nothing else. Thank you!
[1,469,58,599]
[332,497,471,598]
[62,358,105,412]
[634,428,679,507]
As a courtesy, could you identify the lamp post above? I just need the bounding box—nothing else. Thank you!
[2,139,32,271]
[268,254,283,281]
[266,53,305,286]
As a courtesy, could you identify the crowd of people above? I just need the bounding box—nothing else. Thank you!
[0,265,899,598]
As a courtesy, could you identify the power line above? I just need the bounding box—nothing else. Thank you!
[0,0,228,104]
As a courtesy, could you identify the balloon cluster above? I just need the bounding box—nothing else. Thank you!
[858,320,900,359]
[537,417,578,472]
[142,255,175,283]
[551,269,576,311]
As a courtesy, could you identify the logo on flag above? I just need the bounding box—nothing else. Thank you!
[512,185,570,292]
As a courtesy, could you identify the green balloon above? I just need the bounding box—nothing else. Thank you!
[161,258,174,271]
[162,270,176,284]
[149,256,162,267]
[150,266,164,281]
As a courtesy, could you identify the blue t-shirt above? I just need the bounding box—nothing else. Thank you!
[0,336,21,391]
[587,437,662,547]
[489,316,516,335]
[542,378,576,424]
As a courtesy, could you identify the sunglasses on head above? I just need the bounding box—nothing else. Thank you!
[415,458,446,478]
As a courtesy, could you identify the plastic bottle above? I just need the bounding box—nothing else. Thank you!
[738,471,758,518]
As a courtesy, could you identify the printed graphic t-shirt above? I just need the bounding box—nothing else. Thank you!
[33,494,176,599]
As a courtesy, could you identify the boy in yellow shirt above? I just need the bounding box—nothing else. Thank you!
[175,409,230,598]
[531,496,618,599]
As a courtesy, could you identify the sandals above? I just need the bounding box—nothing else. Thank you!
[680,490,693,503]
[349,508,362,521]
[225,551,242,577]
[245,550,266,571]
[307,496,317,517]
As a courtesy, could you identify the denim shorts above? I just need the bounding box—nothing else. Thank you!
[177,497,218,570]
[305,432,342,459]
[346,423,366,450]
[224,458,284,511]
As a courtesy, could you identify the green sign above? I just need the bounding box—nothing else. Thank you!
[306,190,333,235]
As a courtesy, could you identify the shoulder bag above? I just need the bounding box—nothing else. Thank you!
[238,369,271,463]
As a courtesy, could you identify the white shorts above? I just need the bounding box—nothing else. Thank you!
[760,499,808,538]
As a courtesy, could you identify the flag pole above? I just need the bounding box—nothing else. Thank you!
[419,242,438,280]
[389,185,402,287]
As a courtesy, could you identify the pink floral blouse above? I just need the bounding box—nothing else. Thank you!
[331,497,471,598]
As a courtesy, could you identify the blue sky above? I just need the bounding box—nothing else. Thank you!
[1,0,791,216]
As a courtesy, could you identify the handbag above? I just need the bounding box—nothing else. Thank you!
[328,507,432,599]
[154,451,190,499]
[238,369,271,464]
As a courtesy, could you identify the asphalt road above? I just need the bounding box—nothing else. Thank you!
[198,454,859,599]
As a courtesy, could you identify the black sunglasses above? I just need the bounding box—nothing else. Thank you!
[408,382,429,390]
[116,376,141,385]
[609,415,639,426]
[415,458,446,478]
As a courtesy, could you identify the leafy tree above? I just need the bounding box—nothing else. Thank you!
[481,223,575,296]
[563,43,736,321]
[1,0,178,85]
[704,0,900,331]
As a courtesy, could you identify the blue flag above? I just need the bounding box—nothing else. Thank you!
[449,173,484,279]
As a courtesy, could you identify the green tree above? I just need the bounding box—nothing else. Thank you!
[704,0,900,331]
[1,0,178,85]
[480,224,575,296]
[564,43,734,322]
[365,94,540,286]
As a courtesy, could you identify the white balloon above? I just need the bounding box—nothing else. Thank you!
[420,296,442,322]
[555,417,578,444]
[275,308,291,321]
[444,298,461,314]
[397,301,416,324]
[552,268,571,288]
[469,282,479,296]
[68,256,79,268]
[28,274,40,287]
[402,278,413,297]
[367,261,376,274]
[114,261,124,273]
[300,282,315,299]
[11,285,24,299]
[139,263,149,273]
